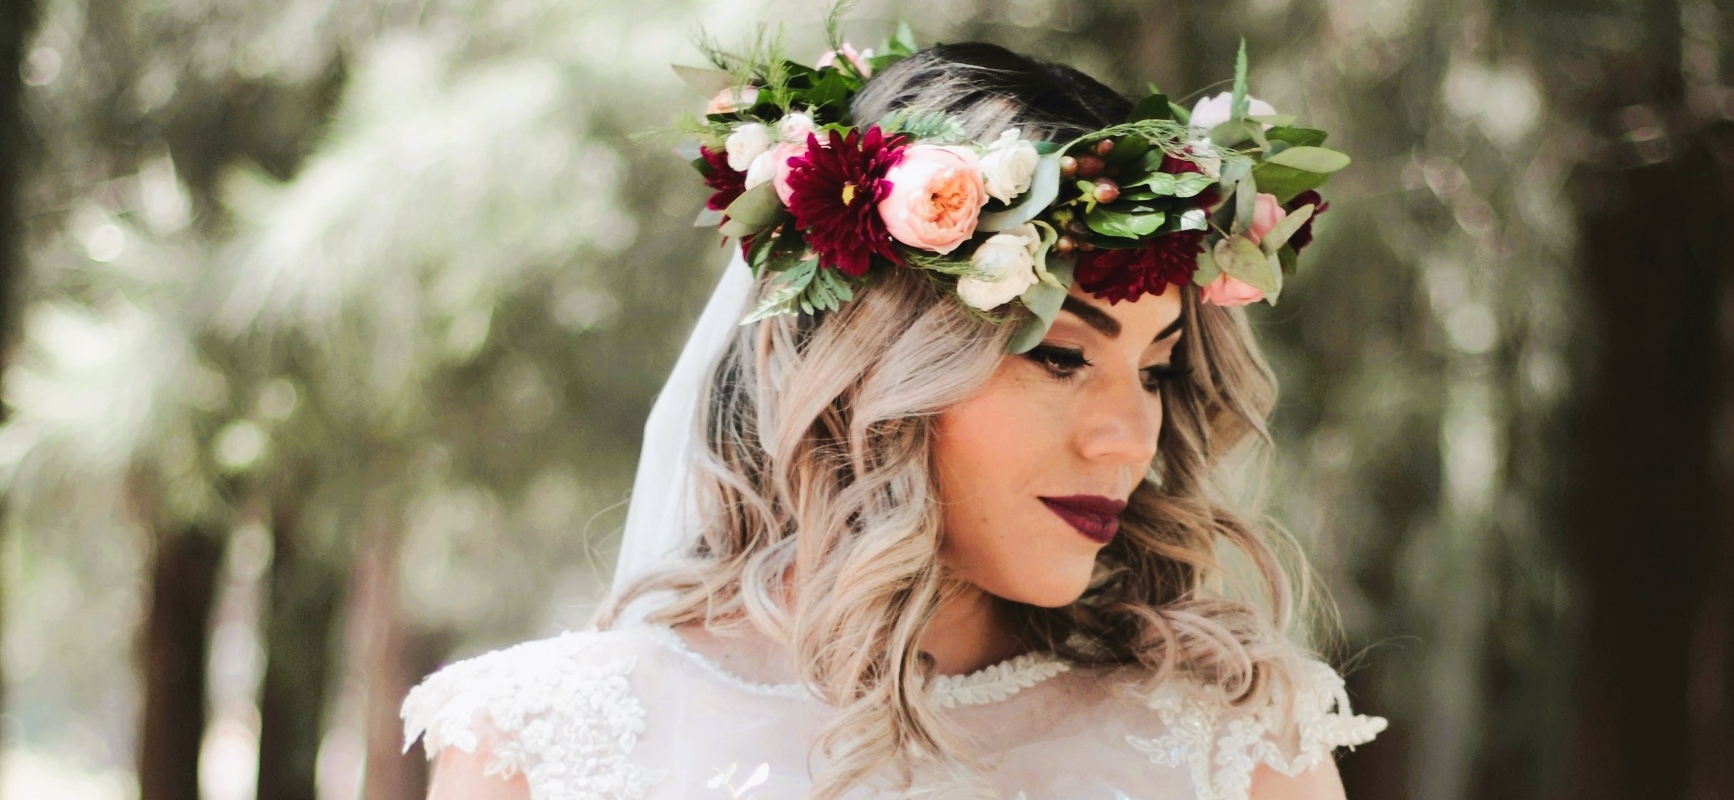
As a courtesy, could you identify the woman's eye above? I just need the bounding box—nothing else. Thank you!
[1141,362,1192,392]
[1023,345,1090,379]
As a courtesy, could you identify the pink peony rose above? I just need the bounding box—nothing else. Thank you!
[705,86,760,115]
[1246,192,1287,245]
[816,43,873,77]
[877,145,986,254]
[1199,273,1265,306]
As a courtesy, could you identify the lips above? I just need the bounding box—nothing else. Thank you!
[1038,495,1127,545]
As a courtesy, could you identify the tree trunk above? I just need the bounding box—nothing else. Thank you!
[137,530,223,800]
[255,497,344,800]
[1560,119,1734,800]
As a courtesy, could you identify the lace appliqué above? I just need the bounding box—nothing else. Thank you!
[401,631,667,800]
[929,653,1071,709]
[1125,660,1387,800]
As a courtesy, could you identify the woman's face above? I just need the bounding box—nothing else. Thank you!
[933,282,1186,607]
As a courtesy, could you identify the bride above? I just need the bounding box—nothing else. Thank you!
[401,34,1384,800]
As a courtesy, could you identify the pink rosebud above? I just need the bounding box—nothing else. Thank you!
[705,86,760,115]
[816,43,873,77]
[770,142,806,205]
[877,145,987,254]
[1199,273,1266,306]
[1246,192,1287,245]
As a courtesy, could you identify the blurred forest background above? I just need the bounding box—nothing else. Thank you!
[1,0,1731,799]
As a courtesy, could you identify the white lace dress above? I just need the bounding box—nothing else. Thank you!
[401,625,1385,800]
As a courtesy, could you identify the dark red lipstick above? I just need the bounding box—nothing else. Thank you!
[1038,495,1127,544]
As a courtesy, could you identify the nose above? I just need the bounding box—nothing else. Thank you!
[1073,369,1162,471]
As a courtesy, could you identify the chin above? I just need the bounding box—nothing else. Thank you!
[990,563,1096,608]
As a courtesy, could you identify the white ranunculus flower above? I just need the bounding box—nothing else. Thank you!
[726,123,772,171]
[743,148,777,190]
[777,111,818,143]
[1189,92,1278,132]
[978,129,1041,204]
[958,223,1043,310]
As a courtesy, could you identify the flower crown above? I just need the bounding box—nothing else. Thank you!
[678,28,1350,352]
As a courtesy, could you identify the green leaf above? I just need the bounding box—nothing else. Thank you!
[1218,235,1281,294]
[1231,39,1249,118]
[741,259,818,323]
[1029,221,1063,287]
[693,207,724,227]
[1234,173,1258,235]
[1209,119,1259,149]
[803,69,854,109]
[719,182,783,236]
[1175,207,1210,232]
[1267,126,1328,148]
[672,65,738,98]
[1128,171,1216,198]
[1104,135,1151,167]
[1249,161,1331,204]
[1168,100,1192,125]
[1278,243,1298,275]
[979,153,1063,232]
[1258,203,1314,255]
[1086,205,1167,238]
[889,21,919,57]
[1265,146,1351,173]
[1193,239,1222,286]
[1128,93,1174,123]
[1248,114,1296,128]
[1005,258,1075,354]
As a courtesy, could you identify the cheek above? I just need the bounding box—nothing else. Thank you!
[930,365,1101,607]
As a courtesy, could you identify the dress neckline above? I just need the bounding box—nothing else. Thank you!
[633,624,1071,708]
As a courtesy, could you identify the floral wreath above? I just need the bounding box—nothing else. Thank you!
[677,25,1350,353]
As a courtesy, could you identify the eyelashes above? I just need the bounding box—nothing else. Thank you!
[1022,344,1191,394]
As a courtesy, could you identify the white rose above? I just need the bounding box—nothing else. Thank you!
[743,148,777,190]
[978,129,1041,204]
[958,224,1043,310]
[726,123,772,171]
[778,112,818,143]
[1189,92,1277,131]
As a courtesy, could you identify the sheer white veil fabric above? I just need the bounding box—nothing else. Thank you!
[611,250,753,596]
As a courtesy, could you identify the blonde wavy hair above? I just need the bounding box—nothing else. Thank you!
[599,42,1321,799]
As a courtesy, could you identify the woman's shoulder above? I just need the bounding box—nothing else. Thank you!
[1088,655,1387,800]
[400,626,671,788]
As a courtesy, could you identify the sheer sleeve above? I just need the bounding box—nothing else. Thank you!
[1126,659,1386,800]
[400,631,668,800]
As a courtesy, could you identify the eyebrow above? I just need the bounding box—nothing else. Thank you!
[1059,296,1186,343]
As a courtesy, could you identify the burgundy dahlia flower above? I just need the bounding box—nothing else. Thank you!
[698,146,745,212]
[1075,230,1207,304]
[783,126,907,277]
[1286,190,1330,252]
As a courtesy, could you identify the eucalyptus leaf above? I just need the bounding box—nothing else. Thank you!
[1029,221,1064,287]
[1234,174,1258,235]
[1005,260,1073,355]
[979,153,1063,232]
[1218,235,1281,294]
[1278,244,1298,275]
[1258,204,1314,255]
[1248,114,1297,128]
[721,182,783,232]
[674,141,703,161]
[1265,146,1351,173]
[693,207,724,227]
[1193,241,1222,286]
[1209,119,1258,149]
[1087,206,1166,238]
